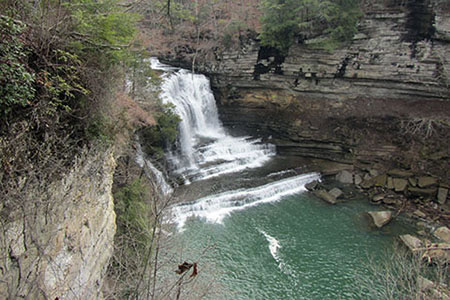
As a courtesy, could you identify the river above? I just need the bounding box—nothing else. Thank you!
[148,59,414,299]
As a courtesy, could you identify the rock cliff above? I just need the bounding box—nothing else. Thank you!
[0,148,116,299]
[163,0,449,181]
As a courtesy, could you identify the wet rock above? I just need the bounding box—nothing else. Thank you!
[369,169,379,177]
[434,226,450,243]
[368,211,392,228]
[373,174,387,187]
[336,170,353,184]
[393,178,408,192]
[417,230,427,236]
[387,177,394,189]
[354,174,363,185]
[305,180,319,191]
[437,187,448,204]
[360,179,374,189]
[372,194,384,202]
[408,177,417,187]
[383,197,399,205]
[418,176,438,188]
[388,169,414,178]
[413,210,427,218]
[314,190,336,204]
[329,188,343,199]
[399,234,423,251]
[408,187,437,197]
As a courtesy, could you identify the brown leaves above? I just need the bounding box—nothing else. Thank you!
[175,261,198,278]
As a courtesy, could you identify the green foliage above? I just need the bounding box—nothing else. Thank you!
[260,0,362,54]
[140,103,181,159]
[67,0,140,65]
[0,15,35,114]
[85,113,117,145]
[114,178,152,248]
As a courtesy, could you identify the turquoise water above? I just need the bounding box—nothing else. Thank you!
[175,192,413,300]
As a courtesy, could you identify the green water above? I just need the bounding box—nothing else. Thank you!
[175,192,414,300]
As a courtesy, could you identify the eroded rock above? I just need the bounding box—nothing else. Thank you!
[399,234,423,251]
[336,170,353,184]
[368,211,392,228]
[329,187,343,199]
[418,176,438,188]
[314,190,337,204]
[393,178,408,192]
[437,187,448,205]
[434,226,450,243]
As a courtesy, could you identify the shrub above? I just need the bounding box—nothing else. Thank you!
[0,15,35,114]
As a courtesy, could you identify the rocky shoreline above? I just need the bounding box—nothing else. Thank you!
[306,163,449,287]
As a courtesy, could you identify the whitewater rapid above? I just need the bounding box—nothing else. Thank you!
[171,173,320,229]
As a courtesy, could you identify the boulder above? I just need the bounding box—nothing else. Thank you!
[336,170,353,184]
[413,210,427,218]
[369,169,379,177]
[393,178,408,192]
[354,174,363,185]
[387,177,394,189]
[360,179,374,189]
[418,176,438,188]
[434,226,450,243]
[399,234,423,251]
[388,169,414,178]
[408,187,437,197]
[373,174,387,187]
[314,190,336,204]
[437,187,448,205]
[328,187,343,199]
[408,177,417,187]
[368,211,392,228]
[305,180,319,191]
[372,194,384,202]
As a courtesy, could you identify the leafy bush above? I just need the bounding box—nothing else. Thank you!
[0,15,35,114]
[260,0,362,54]
[140,103,181,159]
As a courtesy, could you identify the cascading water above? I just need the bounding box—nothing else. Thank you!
[135,142,173,195]
[151,58,276,183]
[172,172,320,229]
[149,59,415,299]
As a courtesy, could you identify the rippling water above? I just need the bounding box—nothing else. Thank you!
[149,58,414,299]
[174,193,413,300]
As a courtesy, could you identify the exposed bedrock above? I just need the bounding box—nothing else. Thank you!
[162,1,450,180]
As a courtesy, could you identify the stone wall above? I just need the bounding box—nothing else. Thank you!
[177,1,450,180]
[0,148,116,299]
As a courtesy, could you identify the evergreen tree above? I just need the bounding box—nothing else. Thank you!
[260,0,362,54]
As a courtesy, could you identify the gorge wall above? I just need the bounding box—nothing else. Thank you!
[0,148,116,299]
[164,0,450,182]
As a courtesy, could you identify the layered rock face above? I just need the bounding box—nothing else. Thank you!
[0,148,116,299]
[189,0,450,179]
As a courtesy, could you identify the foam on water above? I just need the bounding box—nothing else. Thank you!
[150,58,276,182]
[171,172,320,229]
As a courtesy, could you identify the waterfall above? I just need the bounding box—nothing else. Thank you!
[151,58,276,183]
[136,143,173,196]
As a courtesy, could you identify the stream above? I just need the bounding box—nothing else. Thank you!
[146,59,415,299]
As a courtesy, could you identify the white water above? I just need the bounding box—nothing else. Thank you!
[151,58,276,182]
[259,230,282,263]
[171,173,320,229]
[136,143,173,195]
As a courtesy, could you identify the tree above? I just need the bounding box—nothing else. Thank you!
[259,0,363,54]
